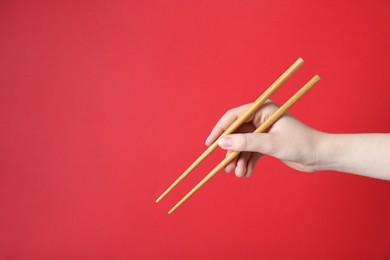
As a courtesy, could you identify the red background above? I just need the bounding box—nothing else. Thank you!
[1,0,390,259]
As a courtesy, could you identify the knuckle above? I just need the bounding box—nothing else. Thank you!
[217,110,236,127]
[224,109,234,117]
[263,135,277,155]
[235,134,248,150]
[212,125,222,133]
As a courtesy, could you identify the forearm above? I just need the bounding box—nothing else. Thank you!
[316,133,390,180]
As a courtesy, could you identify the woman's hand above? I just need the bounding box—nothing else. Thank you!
[205,101,324,177]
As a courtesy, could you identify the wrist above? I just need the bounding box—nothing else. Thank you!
[313,132,339,172]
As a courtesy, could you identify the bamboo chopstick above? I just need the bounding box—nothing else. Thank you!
[156,58,304,203]
[168,75,320,214]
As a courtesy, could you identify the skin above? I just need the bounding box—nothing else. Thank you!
[205,101,390,181]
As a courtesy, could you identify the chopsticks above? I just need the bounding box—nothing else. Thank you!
[156,58,320,214]
[156,58,304,203]
[168,74,320,214]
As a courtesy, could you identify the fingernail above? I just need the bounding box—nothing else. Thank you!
[218,136,232,148]
[205,135,212,145]
[235,167,244,177]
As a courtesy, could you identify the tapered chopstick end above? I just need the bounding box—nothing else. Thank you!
[156,195,164,203]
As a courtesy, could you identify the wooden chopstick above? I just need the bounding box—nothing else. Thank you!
[156,58,304,203]
[168,75,320,214]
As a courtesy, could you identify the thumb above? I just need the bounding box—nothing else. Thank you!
[218,133,275,155]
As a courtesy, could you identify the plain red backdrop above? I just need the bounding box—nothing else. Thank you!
[1,0,390,259]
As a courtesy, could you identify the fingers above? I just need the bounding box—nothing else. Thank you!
[235,152,251,177]
[224,150,237,173]
[218,133,275,155]
[246,153,263,178]
[224,151,263,178]
[205,104,252,146]
[205,101,281,179]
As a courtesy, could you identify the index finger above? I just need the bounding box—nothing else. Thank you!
[205,103,253,146]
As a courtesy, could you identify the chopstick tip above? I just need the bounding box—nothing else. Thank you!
[156,197,162,203]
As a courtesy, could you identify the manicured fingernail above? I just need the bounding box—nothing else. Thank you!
[218,136,232,148]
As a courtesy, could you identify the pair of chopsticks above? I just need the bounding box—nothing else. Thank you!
[156,58,320,214]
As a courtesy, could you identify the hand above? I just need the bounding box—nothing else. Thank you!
[205,101,324,177]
